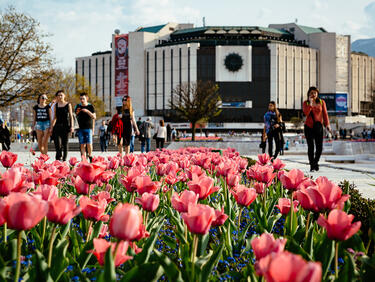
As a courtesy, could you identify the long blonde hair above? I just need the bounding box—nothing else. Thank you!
[122,97,133,118]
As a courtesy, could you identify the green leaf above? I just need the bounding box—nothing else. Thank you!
[154,250,184,282]
[200,239,224,282]
[135,216,164,265]
[29,250,54,282]
[120,263,162,282]
[315,235,335,279]
[303,224,314,258]
[98,247,116,282]
[197,233,210,257]
[286,236,312,261]
[337,252,357,282]
[59,221,71,240]
[341,234,366,253]
[51,239,70,280]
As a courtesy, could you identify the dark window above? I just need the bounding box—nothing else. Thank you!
[109,55,112,111]
[95,58,98,95]
[146,52,149,110]
[171,49,173,107]
[179,48,182,103]
[89,59,91,86]
[188,47,191,85]
[155,51,157,110]
[102,57,105,102]
[163,49,165,111]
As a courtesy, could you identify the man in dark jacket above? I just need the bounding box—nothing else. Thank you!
[0,119,11,151]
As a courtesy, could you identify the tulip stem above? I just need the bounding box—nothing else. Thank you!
[305,213,311,241]
[335,241,339,279]
[3,223,7,243]
[238,207,244,230]
[144,212,149,228]
[48,225,57,268]
[41,216,47,248]
[191,235,199,281]
[289,193,294,235]
[14,231,22,282]
[86,221,93,242]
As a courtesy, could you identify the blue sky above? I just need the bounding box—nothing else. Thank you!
[2,0,375,69]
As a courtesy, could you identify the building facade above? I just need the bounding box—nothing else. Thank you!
[75,22,375,123]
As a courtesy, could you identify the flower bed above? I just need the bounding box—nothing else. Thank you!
[0,149,372,281]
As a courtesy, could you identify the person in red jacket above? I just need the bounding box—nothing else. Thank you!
[303,86,331,172]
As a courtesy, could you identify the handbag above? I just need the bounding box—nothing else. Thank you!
[153,133,157,139]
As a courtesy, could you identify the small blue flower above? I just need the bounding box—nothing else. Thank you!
[72,276,80,281]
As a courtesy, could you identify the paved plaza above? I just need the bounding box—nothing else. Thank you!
[3,142,375,200]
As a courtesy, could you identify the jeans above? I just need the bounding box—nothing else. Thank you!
[130,135,135,153]
[304,123,323,166]
[100,136,107,152]
[141,138,151,153]
[53,129,69,161]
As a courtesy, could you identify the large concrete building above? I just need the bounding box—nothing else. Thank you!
[75,22,375,125]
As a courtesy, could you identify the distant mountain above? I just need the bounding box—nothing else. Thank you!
[352,38,375,57]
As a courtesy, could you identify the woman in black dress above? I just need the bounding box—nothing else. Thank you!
[118,97,139,156]
[50,90,74,161]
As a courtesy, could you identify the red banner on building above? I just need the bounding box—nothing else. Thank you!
[115,34,128,106]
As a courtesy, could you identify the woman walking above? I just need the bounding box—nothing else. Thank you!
[263,101,283,160]
[303,86,331,172]
[155,119,167,149]
[117,97,139,156]
[50,90,74,161]
[32,94,52,154]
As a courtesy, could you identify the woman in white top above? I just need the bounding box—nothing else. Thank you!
[156,119,167,149]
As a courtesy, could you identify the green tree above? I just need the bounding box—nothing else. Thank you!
[170,81,221,141]
[0,6,55,108]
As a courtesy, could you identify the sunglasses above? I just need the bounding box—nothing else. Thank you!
[41,97,48,100]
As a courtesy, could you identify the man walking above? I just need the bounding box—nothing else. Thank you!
[75,93,96,161]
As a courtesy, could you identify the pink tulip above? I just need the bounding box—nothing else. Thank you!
[317,209,361,241]
[32,184,58,201]
[89,238,133,267]
[47,197,81,225]
[231,185,257,207]
[212,207,228,227]
[0,151,17,168]
[171,190,199,213]
[181,203,216,235]
[0,198,6,226]
[254,182,266,194]
[73,175,92,195]
[251,233,286,261]
[135,192,160,212]
[247,164,276,185]
[257,153,271,165]
[294,187,326,212]
[119,167,144,192]
[109,203,144,241]
[0,167,29,196]
[99,171,116,184]
[279,168,307,191]
[272,158,286,171]
[185,165,204,180]
[91,191,115,204]
[226,173,240,187]
[315,176,350,210]
[187,175,219,200]
[79,196,109,222]
[275,198,299,215]
[261,251,322,282]
[76,161,105,184]
[134,175,160,195]
[4,193,48,230]
[69,157,79,167]
[123,154,137,167]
